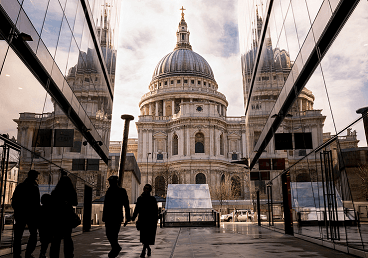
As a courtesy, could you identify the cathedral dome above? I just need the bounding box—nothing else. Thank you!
[152,49,215,81]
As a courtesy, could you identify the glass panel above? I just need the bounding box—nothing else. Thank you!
[305,0,324,25]
[311,0,332,42]
[319,1,368,143]
[64,0,78,29]
[58,0,67,11]
[54,17,72,75]
[1,0,21,24]
[166,184,212,209]
[36,39,54,74]
[328,0,339,13]
[291,0,312,48]
[51,62,65,91]
[21,0,49,34]
[16,8,40,53]
[0,47,49,139]
[283,3,300,63]
[65,37,80,88]
[40,0,63,58]
[0,40,10,73]
[72,0,85,48]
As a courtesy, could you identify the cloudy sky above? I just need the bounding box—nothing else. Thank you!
[110,0,243,140]
[110,0,368,146]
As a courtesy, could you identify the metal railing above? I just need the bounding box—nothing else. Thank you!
[161,210,220,227]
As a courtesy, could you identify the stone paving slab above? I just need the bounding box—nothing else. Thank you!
[0,223,358,257]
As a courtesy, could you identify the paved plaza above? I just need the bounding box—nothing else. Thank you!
[0,223,358,257]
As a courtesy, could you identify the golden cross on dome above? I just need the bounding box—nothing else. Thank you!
[180,6,186,20]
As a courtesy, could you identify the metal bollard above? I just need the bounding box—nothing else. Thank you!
[118,114,134,187]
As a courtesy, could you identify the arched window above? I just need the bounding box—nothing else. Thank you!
[196,173,206,184]
[220,134,224,155]
[172,174,178,184]
[296,171,311,182]
[195,132,204,153]
[155,176,165,197]
[221,174,225,185]
[231,176,241,197]
[172,134,178,156]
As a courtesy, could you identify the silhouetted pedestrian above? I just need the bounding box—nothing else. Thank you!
[11,169,40,258]
[50,175,78,258]
[132,184,158,258]
[102,175,131,258]
[39,194,53,258]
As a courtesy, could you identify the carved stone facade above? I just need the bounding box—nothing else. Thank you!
[135,14,247,199]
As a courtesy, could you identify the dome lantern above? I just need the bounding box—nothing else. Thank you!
[151,8,215,82]
[175,6,192,50]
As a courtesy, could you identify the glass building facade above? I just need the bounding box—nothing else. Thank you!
[239,0,368,255]
[0,0,120,246]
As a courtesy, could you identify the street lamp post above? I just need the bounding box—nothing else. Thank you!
[146,152,151,184]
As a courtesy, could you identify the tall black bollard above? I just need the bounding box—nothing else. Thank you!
[118,115,134,187]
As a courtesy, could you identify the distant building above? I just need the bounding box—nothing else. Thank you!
[108,142,141,204]
[135,11,247,201]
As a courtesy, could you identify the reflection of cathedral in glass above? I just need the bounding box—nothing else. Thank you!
[242,11,319,160]
[14,2,118,201]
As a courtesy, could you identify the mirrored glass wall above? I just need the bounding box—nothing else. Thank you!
[239,0,368,255]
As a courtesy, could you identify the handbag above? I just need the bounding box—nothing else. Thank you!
[70,211,81,228]
[135,220,141,231]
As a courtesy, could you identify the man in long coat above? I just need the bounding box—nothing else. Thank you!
[12,170,40,258]
[102,175,131,258]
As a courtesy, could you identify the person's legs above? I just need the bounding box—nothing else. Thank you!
[140,244,146,258]
[106,222,122,258]
[25,222,38,257]
[39,233,47,257]
[13,220,26,258]
[63,227,74,258]
[50,234,62,258]
[146,244,151,256]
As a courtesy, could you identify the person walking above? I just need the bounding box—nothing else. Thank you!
[102,175,131,258]
[131,184,158,258]
[50,175,78,258]
[11,169,40,258]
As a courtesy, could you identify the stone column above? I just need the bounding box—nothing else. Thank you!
[179,129,184,156]
[210,126,214,156]
[148,129,153,156]
[149,103,152,116]
[163,101,166,117]
[172,100,175,115]
[187,128,191,156]
[155,102,159,117]
[242,130,247,158]
[142,129,147,162]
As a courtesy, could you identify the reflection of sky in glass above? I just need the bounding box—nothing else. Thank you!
[40,0,63,58]
[54,17,72,75]
[0,47,52,138]
[165,184,212,209]
[312,1,368,146]
[21,0,49,34]
[291,182,343,209]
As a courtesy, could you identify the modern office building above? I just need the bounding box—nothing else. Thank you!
[239,0,368,255]
[0,0,121,238]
